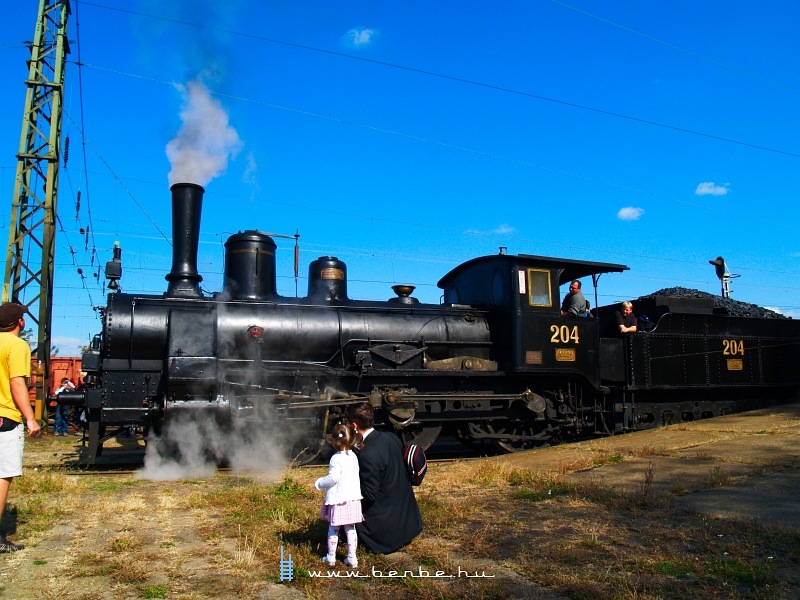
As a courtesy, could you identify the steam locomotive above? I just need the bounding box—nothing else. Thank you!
[60,183,800,464]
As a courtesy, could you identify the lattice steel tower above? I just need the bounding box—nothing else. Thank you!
[3,0,70,415]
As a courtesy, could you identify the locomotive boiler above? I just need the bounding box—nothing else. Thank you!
[61,183,800,464]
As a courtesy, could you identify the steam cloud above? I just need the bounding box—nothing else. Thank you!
[166,78,242,187]
[137,406,294,482]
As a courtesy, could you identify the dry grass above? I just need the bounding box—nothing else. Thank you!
[708,465,734,487]
[2,423,799,599]
[633,444,673,457]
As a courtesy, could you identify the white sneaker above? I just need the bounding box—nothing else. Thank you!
[322,556,335,567]
[344,557,358,568]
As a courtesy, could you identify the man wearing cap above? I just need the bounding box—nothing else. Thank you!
[0,302,41,552]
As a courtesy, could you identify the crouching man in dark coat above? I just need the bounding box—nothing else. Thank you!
[346,402,422,554]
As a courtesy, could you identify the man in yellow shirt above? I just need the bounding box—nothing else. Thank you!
[0,303,41,552]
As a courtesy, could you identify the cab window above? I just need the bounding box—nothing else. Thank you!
[527,269,552,307]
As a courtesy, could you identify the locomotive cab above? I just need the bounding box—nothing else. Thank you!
[434,253,629,449]
[438,253,628,386]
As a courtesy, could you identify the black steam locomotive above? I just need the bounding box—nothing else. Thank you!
[61,183,800,464]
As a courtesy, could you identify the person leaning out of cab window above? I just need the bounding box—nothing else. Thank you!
[560,280,589,317]
[615,301,637,334]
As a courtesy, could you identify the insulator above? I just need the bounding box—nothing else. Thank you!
[75,189,81,218]
[63,136,70,167]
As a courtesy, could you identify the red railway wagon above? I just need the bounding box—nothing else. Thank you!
[49,356,84,395]
[27,357,83,418]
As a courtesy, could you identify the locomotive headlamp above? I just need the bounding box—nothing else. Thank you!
[105,241,123,291]
[247,325,264,339]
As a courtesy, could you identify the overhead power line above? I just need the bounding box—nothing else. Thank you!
[552,0,800,95]
[77,0,798,159]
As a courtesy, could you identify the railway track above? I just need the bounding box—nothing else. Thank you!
[43,432,494,476]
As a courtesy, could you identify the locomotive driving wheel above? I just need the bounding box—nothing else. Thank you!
[285,403,330,466]
[289,427,326,466]
[392,400,442,450]
[478,419,554,453]
[398,423,442,450]
[148,394,167,437]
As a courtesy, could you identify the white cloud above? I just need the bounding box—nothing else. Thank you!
[492,224,516,235]
[617,207,644,221]
[343,27,377,47]
[465,224,516,236]
[695,182,729,196]
[765,306,800,319]
[52,336,88,357]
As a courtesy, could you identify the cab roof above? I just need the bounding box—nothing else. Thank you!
[437,253,629,289]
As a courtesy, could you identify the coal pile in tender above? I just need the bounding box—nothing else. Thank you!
[636,287,788,319]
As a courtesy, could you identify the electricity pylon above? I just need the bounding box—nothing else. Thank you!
[3,0,70,418]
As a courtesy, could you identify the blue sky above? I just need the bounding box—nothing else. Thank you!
[1,0,798,356]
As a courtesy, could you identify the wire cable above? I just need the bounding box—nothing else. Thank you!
[74,1,798,158]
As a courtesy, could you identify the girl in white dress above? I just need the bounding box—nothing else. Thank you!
[315,422,364,567]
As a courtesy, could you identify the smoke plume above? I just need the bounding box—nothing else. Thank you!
[166,78,242,187]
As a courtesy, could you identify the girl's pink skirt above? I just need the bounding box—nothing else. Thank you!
[320,499,364,526]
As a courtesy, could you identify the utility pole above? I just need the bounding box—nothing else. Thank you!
[3,0,70,419]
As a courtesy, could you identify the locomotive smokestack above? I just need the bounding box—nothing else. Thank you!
[165,183,204,298]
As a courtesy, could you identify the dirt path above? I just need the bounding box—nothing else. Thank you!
[500,402,800,528]
[3,480,221,598]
